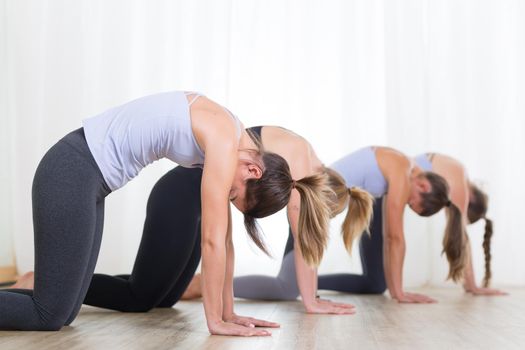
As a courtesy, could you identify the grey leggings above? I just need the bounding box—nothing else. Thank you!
[233,198,387,299]
[0,128,111,330]
[233,228,299,301]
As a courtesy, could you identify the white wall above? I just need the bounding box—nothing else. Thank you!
[1,0,524,288]
[0,0,15,268]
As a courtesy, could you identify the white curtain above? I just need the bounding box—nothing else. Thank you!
[0,0,14,269]
[1,0,523,287]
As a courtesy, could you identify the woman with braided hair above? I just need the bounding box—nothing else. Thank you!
[414,153,506,296]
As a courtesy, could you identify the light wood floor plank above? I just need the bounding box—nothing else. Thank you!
[1,287,524,349]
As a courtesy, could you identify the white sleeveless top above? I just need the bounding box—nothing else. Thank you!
[83,91,240,191]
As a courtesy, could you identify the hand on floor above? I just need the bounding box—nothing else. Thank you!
[394,292,437,304]
[224,313,280,329]
[208,320,273,336]
[305,298,356,314]
[467,287,508,296]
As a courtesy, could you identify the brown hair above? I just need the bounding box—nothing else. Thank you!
[324,167,374,253]
[418,172,467,282]
[243,152,333,266]
[468,183,492,287]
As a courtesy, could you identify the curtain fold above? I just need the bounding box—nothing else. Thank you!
[0,0,16,280]
[1,0,523,287]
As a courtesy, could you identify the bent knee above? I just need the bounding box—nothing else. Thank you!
[277,283,300,301]
[117,299,156,313]
[37,318,66,331]
[368,281,387,295]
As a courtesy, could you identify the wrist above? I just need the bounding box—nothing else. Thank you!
[389,289,404,299]
[302,296,319,308]
[222,311,236,321]
[463,282,477,292]
[207,318,224,330]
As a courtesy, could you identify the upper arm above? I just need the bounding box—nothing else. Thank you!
[384,162,410,241]
[286,141,315,239]
[199,115,238,245]
[448,168,470,222]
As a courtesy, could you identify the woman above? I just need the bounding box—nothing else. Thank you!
[15,126,372,315]
[1,92,332,336]
[217,146,463,304]
[227,127,374,309]
[414,152,506,295]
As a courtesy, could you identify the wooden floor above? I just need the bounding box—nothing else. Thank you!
[1,287,524,350]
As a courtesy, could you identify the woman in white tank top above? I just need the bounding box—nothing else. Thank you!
[0,91,334,336]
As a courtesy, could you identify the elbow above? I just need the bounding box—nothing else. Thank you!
[201,238,225,256]
[385,233,404,246]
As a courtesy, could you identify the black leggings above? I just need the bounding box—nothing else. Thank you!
[0,128,111,330]
[318,197,386,294]
[83,166,203,312]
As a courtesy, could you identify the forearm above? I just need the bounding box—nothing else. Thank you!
[462,241,477,291]
[294,246,318,308]
[286,190,319,307]
[201,241,226,327]
[222,239,235,318]
[383,236,406,298]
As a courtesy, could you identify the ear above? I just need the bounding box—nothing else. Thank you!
[245,163,263,180]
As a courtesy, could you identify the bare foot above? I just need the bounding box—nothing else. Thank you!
[180,273,202,300]
[10,271,35,290]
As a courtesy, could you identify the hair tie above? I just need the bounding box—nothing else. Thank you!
[446,200,452,207]
[291,180,297,189]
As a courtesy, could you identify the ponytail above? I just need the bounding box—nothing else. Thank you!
[442,202,468,282]
[467,182,493,286]
[419,172,468,282]
[293,173,333,267]
[341,187,374,253]
[323,167,374,255]
[244,154,333,266]
[482,218,493,287]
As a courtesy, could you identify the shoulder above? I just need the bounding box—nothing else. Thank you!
[376,147,411,177]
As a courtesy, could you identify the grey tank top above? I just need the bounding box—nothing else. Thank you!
[330,147,388,198]
[414,153,433,171]
[83,91,241,191]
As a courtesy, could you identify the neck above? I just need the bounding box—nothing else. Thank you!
[410,165,423,179]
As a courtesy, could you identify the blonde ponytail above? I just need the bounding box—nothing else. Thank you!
[323,167,374,255]
[293,172,333,267]
[342,187,374,253]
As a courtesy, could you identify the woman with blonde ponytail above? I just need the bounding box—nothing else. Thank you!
[228,126,372,314]
[181,126,373,314]
[414,153,506,296]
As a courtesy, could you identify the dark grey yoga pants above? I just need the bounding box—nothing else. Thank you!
[318,197,387,294]
[0,128,111,330]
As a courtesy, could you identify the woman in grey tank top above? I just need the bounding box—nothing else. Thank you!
[0,92,335,336]
[413,153,506,296]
